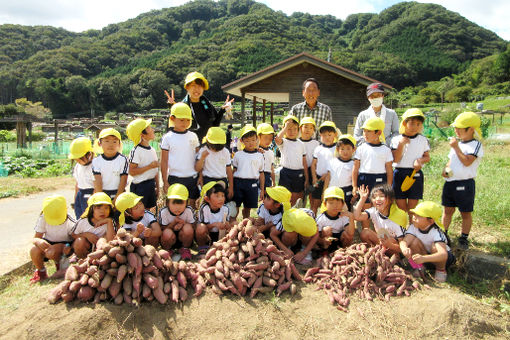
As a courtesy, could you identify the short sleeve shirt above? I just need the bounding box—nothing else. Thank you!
[198,203,229,232]
[365,207,404,239]
[278,138,306,170]
[405,224,450,253]
[313,143,336,176]
[257,203,283,226]
[300,138,320,168]
[315,212,350,233]
[72,218,109,238]
[327,158,353,188]
[260,147,275,173]
[73,163,94,190]
[390,134,430,168]
[232,150,264,179]
[34,214,75,242]
[354,143,393,174]
[160,129,199,177]
[447,139,483,181]
[158,206,195,226]
[121,211,157,233]
[92,153,129,191]
[197,146,231,179]
[129,144,159,184]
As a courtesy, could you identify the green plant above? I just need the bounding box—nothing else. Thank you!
[0,130,16,142]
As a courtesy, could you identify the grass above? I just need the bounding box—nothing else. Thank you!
[0,176,74,199]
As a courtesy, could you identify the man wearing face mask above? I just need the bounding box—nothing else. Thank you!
[354,83,399,145]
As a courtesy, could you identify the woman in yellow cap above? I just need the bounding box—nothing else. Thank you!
[30,195,75,283]
[254,186,291,239]
[68,137,95,219]
[164,71,234,141]
[72,192,116,258]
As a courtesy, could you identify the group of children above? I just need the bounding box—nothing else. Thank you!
[30,78,484,285]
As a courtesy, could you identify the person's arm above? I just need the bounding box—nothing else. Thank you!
[310,158,318,185]
[93,174,103,193]
[129,161,158,176]
[259,171,265,201]
[343,211,355,239]
[104,218,115,241]
[442,159,452,178]
[353,185,370,222]
[147,221,162,238]
[116,175,128,200]
[385,161,393,187]
[399,234,413,258]
[270,226,294,258]
[270,164,275,187]
[391,136,409,164]
[195,148,209,172]
[160,149,169,193]
[294,231,319,262]
[323,172,331,190]
[414,150,430,170]
[275,121,289,145]
[413,242,448,264]
[302,155,309,187]
[351,159,360,198]
[449,138,477,166]
[353,114,364,142]
[226,166,234,199]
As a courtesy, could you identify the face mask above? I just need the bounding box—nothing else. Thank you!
[369,97,383,107]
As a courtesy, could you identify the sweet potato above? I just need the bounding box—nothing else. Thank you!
[135,245,146,257]
[290,262,302,281]
[143,274,158,289]
[77,286,95,302]
[152,253,164,270]
[88,249,105,260]
[177,271,187,288]
[114,293,123,305]
[144,244,157,259]
[98,255,111,266]
[171,280,179,302]
[108,246,123,258]
[109,280,121,298]
[106,268,118,276]
[65,265,79,281]
[79,273,89,286]
[290,283,297,296]
[100,274,113,290]
[117,264,127,283]
[115,253,127,264]
[154,287,168,304]
[158,249,171,260]
[179,287,188,301]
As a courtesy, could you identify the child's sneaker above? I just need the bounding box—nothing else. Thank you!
[179,247,192,261]
[457,236,469,250]
[434,269,447,283]
[30,269,48,283]
[298,246,313,266]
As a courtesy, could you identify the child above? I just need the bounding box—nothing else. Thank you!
[92,128,128,202]
[30,195,75,283]
[255,186,291,239]
[275,115,308,206]
[400,201,455,282]
[115,192,161,247]
[195,126,234,200]
[160,102,200,207]
[441,112,484,250]
[127,118,159,210]
[316,187,355,252]
[159,184,195,259]
[324,134,356,211]
[353,184,408,255]
[299,117,320,205]
[232,125,265,219]
[257,123,276,190]
[195,181,233,254]
[310,121,339,214]
[72,192,116,258]
[391,108,430,212]
[68,137,95,219]
[270,207,319,265]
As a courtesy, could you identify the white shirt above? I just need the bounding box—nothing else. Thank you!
[121,211,157,236]
[158,206,195,226]
[260,147,275,173]
[198,203,229,232]
[129,144,158,184]
[278,138,305,170]
[160,129,199,177]
[327,158,354,188]
[232,150,264,179]
[257,203,283,226]
[354,143,393,174]
[316,212,350,233]
[197,146,231,179]
[301,138,320,168]
[446,139,483,181]
[92,153,129,191]
[34,214,75,242]
[73,162,94,190]
[406,224,450,253]
[365,207,404,239]
[72,218,109,238]
[313,143,336,176]
[390,134,430,168]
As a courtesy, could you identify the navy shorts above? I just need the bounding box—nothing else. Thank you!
[74,188,93,219]
[209,231,219,244]
[279,167,305,193]
[446,250,456,268]
[233,178,259,208]
[104,189,118,201]
[442,179,475,212]
[358,173,387,203]
[311,176,326,199]
[393,168,424,200]
[340,185,354,211]
[263,172,272,190]
[130,178,157,209]
[168,175,199,200]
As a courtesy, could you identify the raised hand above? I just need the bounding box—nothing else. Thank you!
[164,89,176,105]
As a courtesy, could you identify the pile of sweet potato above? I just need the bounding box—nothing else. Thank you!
[304,243,426,311]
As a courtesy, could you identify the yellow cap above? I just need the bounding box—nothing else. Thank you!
[68,137,93,160]
[257,123,275,135]
[388,203,409,229]
[323,186,345,201]
[399,108,425,134]
[99,128,121,141]
[362,117,385,143]
[169,102,193,128]
[410,201,444,230]
[126,118,152,145]
[42,195,68,225]
[299,117,316,127]
[184,71,209,90]
[319,120,337,131]
[451,112,482,139]
[338,134,356,147]
[283,115,299,126]
[115,192,143,226]
[81,192,113,218]
[266,186,291,211]
[240,125,257,139]
[205,127,226,145]
[200,180,226,206]
[282,208,318,237]
[167,183,189,201]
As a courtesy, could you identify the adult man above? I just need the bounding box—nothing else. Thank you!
[290,78,333,132]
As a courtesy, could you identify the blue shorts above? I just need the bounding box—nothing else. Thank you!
[233,178,259,208]
[311,175,326,199]
[263,172,272,190]
[358,173,387,203]
[279,167,305,193]
[446,250,456,269]
[168,175,199,200]
[104,189,118,201]
[74,188,93,219]
[393,168,424,200]
[340,185,353,211]
[130,178,157,209]
[442,179,475,212]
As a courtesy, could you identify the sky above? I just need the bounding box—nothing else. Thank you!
[0,0,509,41]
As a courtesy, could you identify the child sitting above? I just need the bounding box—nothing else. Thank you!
[316,187,355,252]
[299,117,320,205]
[257,123,276,190]
[391,108,430,212]
[115,192,161,247]
[127,118,159,210]
[324,134,356,211]
[72,192,116,258]
[30,195,75,283]
[255,186,291,239]
[400,201,455,282]
[158,184,195,260]
[68,137,95,219]
[353,184,408,255]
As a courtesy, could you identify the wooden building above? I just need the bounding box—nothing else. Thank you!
[222,52,392,132]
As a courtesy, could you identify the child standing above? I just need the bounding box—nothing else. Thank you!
[160,102,200,207]
[400,201,455,282]
[30,195,75,283]
[232,125,265,219]
[391,108,430,212]
[255,186,291,239]
[159,184,195,259]
[257,123,276,190]
[126,118,159,210]
[441,112,484,249]
[68,137,95,219]
[275,115,308,206]
[299,117,320,206]
[92,128,128,201]
[324,134,356,211]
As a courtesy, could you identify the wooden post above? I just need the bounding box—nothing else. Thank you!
[241,91,246,127]
[28,122,32,147]
[54,121,58,142]
[270,102,274,126]
[262,99,266,122]
[252,96,257,126]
